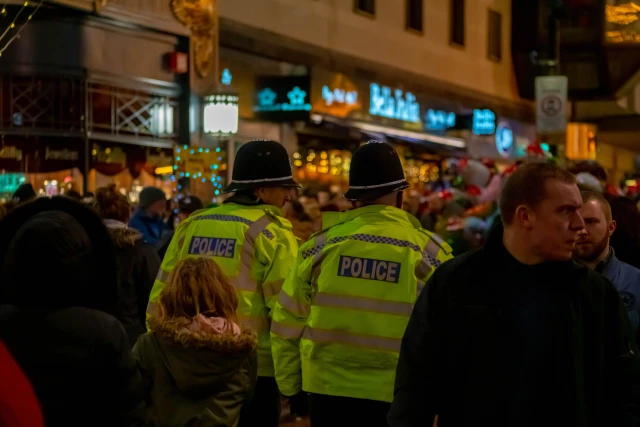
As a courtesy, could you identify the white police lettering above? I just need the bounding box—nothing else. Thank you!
[369,83,420,123]
[338,255,401,283]
[188,236,236,258]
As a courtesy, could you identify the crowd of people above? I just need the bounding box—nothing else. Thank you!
[1,139,640,427]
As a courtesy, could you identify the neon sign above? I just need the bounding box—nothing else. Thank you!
[495,122,513,157]
[472,109,496,135]
[369,83,420,123]
[254,87,311,113]
[322,85,358,106]
[425,109,456,131]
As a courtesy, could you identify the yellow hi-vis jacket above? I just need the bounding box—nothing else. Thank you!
[270,205,453,402]
[147,202,298,377]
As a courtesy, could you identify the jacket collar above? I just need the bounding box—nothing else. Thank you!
[321,204,421,229]
[485,222,586,277]
[601,247,621,278]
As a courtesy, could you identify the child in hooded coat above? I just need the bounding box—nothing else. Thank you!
[133,257,258,427]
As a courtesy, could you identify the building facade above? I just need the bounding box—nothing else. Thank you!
[0,0,217,201]
[217,0,535,193]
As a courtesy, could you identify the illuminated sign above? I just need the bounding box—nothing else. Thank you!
[221,68,232,86]
[472,109,496,135]
[425,109,456,131]
[369,83,420,123]
[254,76,311,121]
[0,173,25,194]
[311,70,362,118]
[495,122,513,157]
[322,86,358,106]
[204,94,239,134]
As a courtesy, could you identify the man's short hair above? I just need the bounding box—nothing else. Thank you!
[581,190,612,221]
[500,162,576,225]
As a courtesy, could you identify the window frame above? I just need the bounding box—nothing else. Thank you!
[487,8,502,62]
[405,0,424,35]
[450,0,465,47]
[353,0,375,18]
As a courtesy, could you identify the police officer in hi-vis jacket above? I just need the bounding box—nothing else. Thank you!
[148,139,300,427]
[270,140,453,427]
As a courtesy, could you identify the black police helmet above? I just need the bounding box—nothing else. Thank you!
[224,139,301,193]
[344,140,409,201]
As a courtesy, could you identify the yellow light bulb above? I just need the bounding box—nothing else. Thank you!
[24,1,28,6]
[28,15,32,20]
[2,8,6,14]
[10,23,15,28]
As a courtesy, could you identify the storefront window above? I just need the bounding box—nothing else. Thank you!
[293,148,352,192]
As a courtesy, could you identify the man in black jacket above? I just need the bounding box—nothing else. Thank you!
[389,162,640,427]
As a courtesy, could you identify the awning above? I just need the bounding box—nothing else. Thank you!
[313,114,466,149]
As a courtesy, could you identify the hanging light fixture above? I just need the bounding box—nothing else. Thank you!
[203,93,239,135]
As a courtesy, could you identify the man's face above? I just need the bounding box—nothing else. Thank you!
[257,187,297,209]
[574,199,614,262]
[146,199,166,218]
[527,179,585,261]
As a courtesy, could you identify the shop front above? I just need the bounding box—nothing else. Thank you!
[0,4,188,201]
[306,68,470,194]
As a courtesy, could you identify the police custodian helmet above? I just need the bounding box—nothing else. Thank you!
[344,140,409,201]
[224,139,301,193]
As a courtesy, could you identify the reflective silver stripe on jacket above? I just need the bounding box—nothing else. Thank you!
[313,292,413,317]
[236,215,274,293]
[302,327,401,353]
[279,291,311,318]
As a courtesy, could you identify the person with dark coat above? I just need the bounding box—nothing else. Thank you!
[0,197,145,427]
[134,257,257,427]
[94,184,161,347]
[389,163,640,427]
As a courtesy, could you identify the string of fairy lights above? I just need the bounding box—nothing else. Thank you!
[171,145,227,203]
[0,1,45,57]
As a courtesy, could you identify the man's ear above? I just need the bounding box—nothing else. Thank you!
[515,205,533,229]
[609,219,617,237]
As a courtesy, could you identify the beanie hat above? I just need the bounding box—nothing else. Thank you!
[139,187,166,209]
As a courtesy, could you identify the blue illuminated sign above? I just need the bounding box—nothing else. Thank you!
[322,85,358,106]
[472,109,496,135]
[369,83,420,123]
[425,109,456,132]
[256,87,310,112]
[495,122,513,157]
[254,76,312,121]
[221,68,232,86]
[283,86,311,111]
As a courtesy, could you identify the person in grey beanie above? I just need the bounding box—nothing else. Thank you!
[129,186,168,247]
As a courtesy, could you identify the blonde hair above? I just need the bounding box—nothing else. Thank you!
[155,257,239,325]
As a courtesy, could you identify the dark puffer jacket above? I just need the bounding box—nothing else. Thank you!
[108,225,161,347]
[0,197,145,427]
